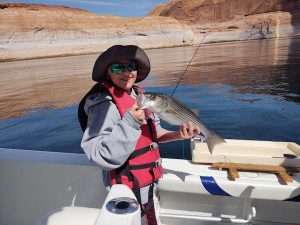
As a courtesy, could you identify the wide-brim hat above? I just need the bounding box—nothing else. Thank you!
[92,45,151,83]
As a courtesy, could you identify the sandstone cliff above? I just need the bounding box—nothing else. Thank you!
[0,3,193,61]
[150,0,300,24]
[150,0,300,44]
[1,1,300,61]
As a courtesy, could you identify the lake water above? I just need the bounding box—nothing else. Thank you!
[0,37,300,159]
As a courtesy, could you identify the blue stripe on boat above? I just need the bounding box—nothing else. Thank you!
[285,194,300,202]
[200,176,231,196]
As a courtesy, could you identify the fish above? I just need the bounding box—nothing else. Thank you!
[136,92,226,153]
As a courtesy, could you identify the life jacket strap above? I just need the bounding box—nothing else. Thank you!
[129,142,159,159]
[128,160,162,170]
[132,183,156,216]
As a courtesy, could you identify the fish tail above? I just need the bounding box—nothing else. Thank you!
[206,132,226,153]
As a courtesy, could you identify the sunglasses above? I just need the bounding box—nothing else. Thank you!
[110,62,137,74]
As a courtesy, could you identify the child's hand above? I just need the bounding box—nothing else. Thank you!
[177,121,201,139]
[129,103,147,125]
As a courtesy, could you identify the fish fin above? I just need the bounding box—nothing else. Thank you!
[206,132,226,154]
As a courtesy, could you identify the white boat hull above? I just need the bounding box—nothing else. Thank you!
[1,148,299,225]
[159,158,300,225]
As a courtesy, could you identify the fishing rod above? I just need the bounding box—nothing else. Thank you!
[170,42,202,97]
[168,41,204,159]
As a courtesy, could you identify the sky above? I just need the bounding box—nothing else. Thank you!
[1,0,168,17]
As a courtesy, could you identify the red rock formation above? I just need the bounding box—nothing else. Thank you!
[150,0,300,44]
[150,0,300,24]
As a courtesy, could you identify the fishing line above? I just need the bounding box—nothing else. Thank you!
[170,42,202,97]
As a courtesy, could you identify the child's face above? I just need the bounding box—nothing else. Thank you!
[108,60,138,91]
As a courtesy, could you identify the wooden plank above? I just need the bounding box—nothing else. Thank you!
[212,162,287,172]
[228,168,239,181]
[211,162,294,184]
[277,171,293,183]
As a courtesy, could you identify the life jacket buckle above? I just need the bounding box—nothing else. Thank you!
[149,142,158,151]
[149,144,153,151]
[155,159,162,167]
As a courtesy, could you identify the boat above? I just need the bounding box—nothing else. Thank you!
[1,139,300,225]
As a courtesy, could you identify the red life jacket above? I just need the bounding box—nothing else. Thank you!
[101,82,163,189]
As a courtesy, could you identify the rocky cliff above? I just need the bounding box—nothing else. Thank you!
[0,3,193,61]
[151,0,300,44]
[1,1,300,61]
[150,0,300,24]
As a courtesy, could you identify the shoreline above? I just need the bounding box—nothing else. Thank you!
[1,34,300,63]
[0,43,192,63]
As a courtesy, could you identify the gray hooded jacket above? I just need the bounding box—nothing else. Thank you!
[81,89,161,172]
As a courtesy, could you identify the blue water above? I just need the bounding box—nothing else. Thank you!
[1,38,300,159]
[0,83,299,159]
